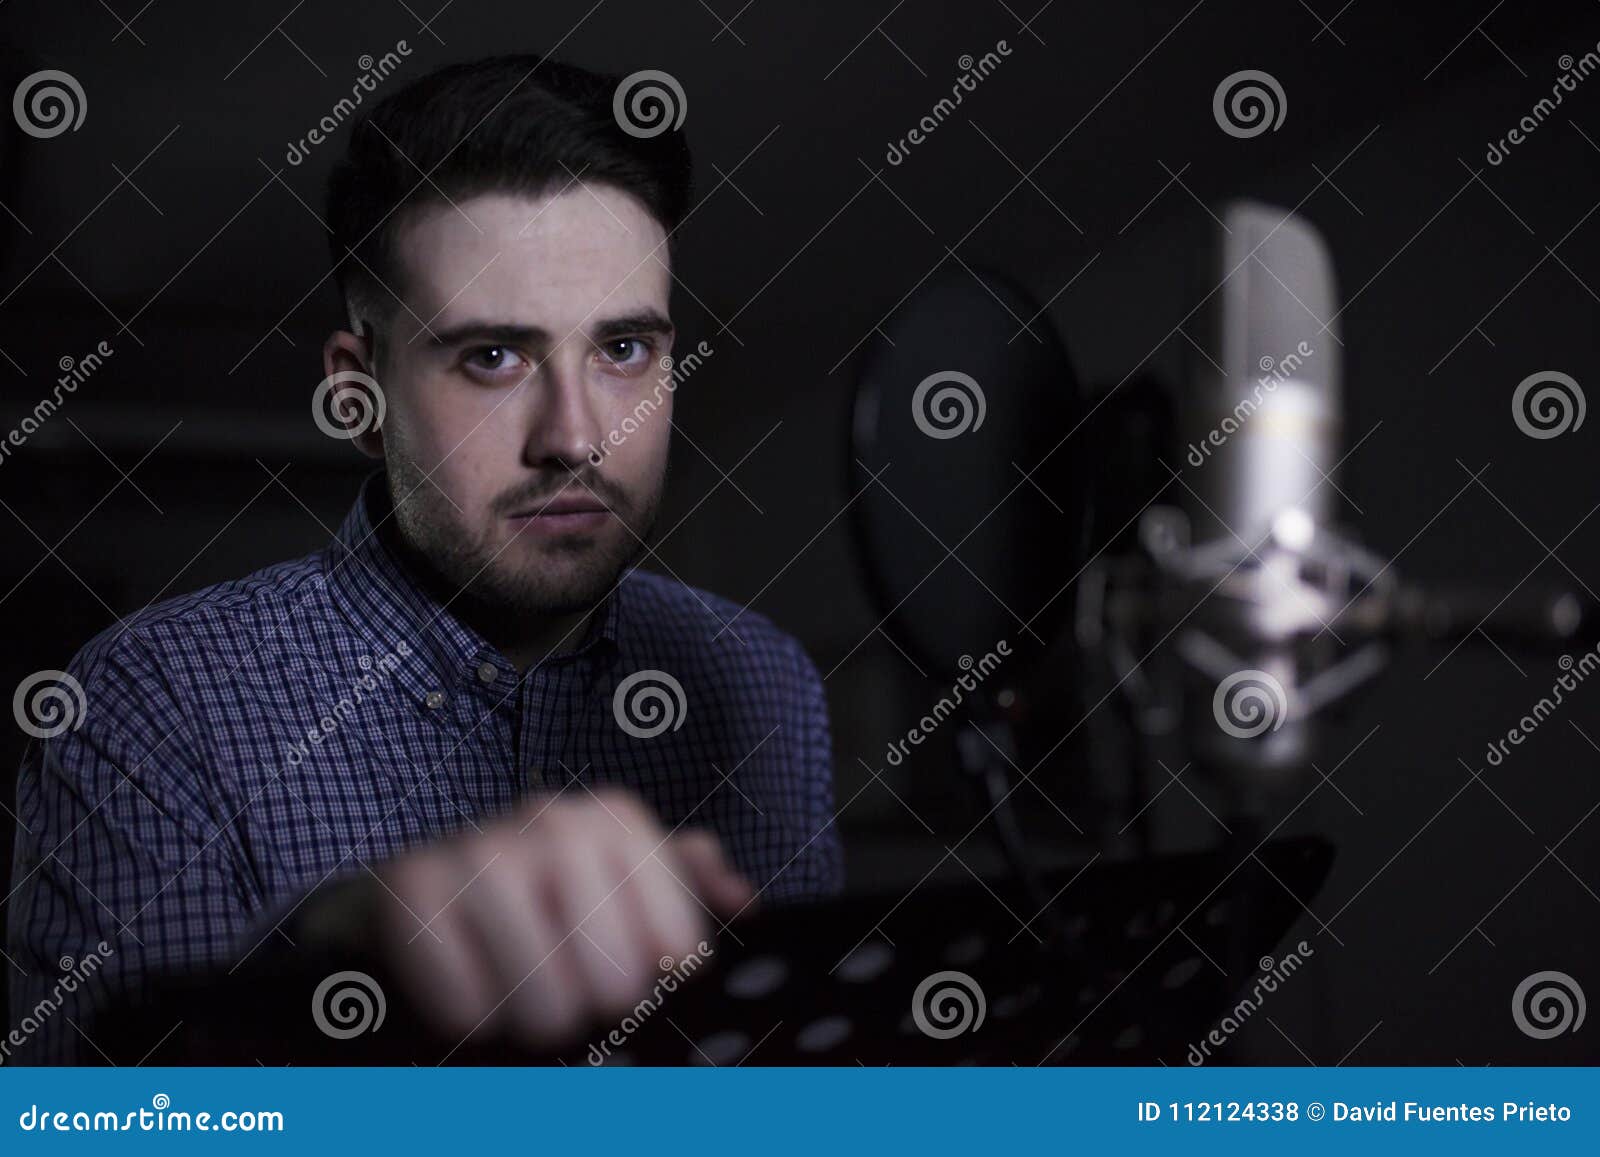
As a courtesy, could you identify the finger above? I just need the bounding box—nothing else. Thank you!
[666,829,755,917]
[378,858,497,1039]
[544,822,651,1019]
[460,847,585,1046]
[608,828,709,973]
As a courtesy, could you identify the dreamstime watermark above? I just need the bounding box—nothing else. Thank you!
[1213,70,1286,138]
[586,942,713,1064]
[284,41,412,165]
[885,641,1011,767]
[587,339,713,465]
[912,970,986,1039]
[1481,646,1600,768]
[13,669,87,740]
[0,340,113,469]
[1187,942,1315,1064]
[885,40,1013,165]
[613,70,686,138]
[1186,341,1314,467]
[1512,970,1585,1039]
[16,1095,283,1133]
[13,69,86,138]
[911,370,986,439]
[1212,668,1289,738]
[1487,47,1600,165]
[312,970,386,1039]
[312,369,386,440]
[1511,370,1584,439]
[612,669,687,739]
[0,942,113,1065]
[282,642,412,768]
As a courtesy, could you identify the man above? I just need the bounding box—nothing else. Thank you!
[6,54,842,1063]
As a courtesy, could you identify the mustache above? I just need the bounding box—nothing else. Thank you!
[493,470,626,515]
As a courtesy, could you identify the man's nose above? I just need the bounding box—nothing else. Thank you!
[521,357,604,470]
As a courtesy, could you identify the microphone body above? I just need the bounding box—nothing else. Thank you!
[1078,199,1597,806]
[1174,202,1350,789]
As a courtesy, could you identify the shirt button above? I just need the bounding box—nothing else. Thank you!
[476,661,498,685]
[424,690,446,710]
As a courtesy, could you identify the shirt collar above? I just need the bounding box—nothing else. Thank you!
[323,472,623,710]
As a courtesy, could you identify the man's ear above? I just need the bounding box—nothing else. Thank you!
[320,328,386,459]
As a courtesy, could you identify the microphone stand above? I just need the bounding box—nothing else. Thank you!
[952,708,1078,957]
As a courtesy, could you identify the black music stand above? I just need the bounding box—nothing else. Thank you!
[98,835,1332,1066]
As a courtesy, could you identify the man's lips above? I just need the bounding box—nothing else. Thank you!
[509,496,609,517]
[505,496,613,535]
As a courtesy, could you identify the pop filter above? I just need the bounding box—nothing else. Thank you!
[848,267,1087,685]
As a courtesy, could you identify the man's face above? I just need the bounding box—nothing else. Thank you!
[363,186,675,620]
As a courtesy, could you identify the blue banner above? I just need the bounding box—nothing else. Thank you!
[2,1067,1597,1153]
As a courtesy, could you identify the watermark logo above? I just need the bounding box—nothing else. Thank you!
[612,669,687,738]
[613,70,686,138]
[282,642,412,768]
[1212,668,1288,738]
[1187,942,1314,1063]
[0,339,114,470]
[1512,370,1584,439]
[312,370,385,440]
[16,1092,283,1132]
[1482,648,1598,768]
[1487,46,1600,165]
[1513,970,1585,1039]
[588,339,713,465]
[13,670,86,739]
[1213,70,1286,138]
[586,941,713,1064]
[312,970,386,1039]
[884,40,1013,165]
[285,41,412,165]
[13,70,86,139]
[885,641,1011,767]
[1,941,113,1065]
[912,970,986,1039]
[912,371,986,439]
[1186,340,1315,467]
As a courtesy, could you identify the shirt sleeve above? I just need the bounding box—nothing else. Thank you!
[5,631,253,1065]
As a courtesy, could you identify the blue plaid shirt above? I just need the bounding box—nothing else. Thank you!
[5,474,842,1063]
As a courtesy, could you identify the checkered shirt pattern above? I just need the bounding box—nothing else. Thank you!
[6,474,842,1063]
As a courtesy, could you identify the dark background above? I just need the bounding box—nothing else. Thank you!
[1,0,1598,1064]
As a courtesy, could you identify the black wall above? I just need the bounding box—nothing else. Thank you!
[2,0,1598,1063]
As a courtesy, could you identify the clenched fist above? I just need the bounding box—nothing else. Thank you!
[325,789,753,1048]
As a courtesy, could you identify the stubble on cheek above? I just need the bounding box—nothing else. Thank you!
[381,435,669,617]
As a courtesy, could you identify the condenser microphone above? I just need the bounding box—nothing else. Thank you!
[1161,201,1383,788]
[1155,201,1595,791]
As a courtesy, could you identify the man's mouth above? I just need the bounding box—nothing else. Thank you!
[505,494,613,536]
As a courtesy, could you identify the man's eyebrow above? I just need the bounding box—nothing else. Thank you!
[592,311,675,342]
[426,311,674,348]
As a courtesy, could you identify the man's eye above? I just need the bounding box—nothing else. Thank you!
[464,346,524,374]
[598,338,650,370]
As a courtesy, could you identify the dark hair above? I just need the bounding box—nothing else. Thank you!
[326,53,693,334]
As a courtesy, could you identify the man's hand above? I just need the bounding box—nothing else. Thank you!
[364,789,752,1048]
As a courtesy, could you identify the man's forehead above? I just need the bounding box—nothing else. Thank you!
[395,186,671,332]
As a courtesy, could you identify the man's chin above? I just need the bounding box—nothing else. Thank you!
[471,539,636,617]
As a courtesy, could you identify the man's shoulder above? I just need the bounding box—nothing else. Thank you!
[617,569,818,682]
[66,549,333,689]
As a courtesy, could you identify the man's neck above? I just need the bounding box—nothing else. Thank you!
[472,602,595,673]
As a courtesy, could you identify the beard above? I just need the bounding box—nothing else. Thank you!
[381,449,664,621]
